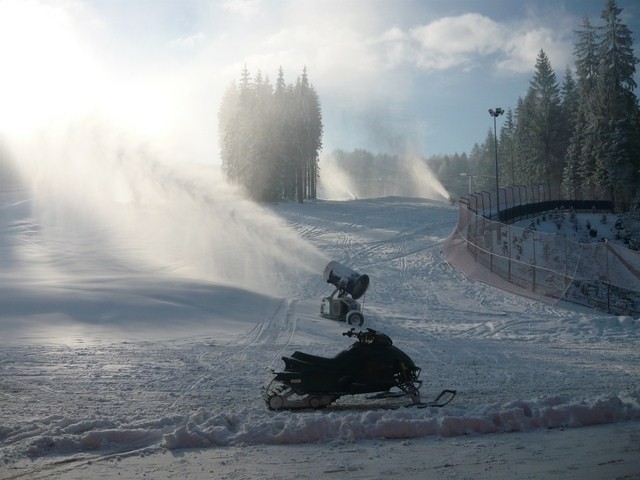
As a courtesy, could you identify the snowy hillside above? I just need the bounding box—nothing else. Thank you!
[1,178,639,479]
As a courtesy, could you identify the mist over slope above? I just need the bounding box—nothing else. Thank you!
[3,121,329,298]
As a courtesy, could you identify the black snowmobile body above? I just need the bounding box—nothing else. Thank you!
[279,332,417,395]
[263,328,439,410]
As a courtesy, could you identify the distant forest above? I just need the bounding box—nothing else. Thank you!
[218,66,323,202]
[458,0,639,205]
[333,0,640,207]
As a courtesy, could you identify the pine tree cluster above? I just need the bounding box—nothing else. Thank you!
[470,0,639,207]
[218,66,323,203]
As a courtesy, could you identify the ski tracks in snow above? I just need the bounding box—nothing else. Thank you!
[165,298,298,414]
[3,197,640,476]
[0,297,302,474]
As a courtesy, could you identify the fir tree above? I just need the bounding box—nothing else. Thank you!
[218,66,323,202]
[524,50,564,188]
[498,108,516,187]
[593,0,640,204]
[514,92,537,184]
[567,17,599,196]
[475,128,498,192]
[560,68,579,198]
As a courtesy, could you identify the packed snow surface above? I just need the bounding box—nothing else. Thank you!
[1,183,639,478]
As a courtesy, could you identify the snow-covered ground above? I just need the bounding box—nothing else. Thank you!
[1,174,640,479]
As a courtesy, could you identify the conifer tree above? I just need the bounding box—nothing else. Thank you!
[219,82,240,183]
[592,0,640,204]
[560,68,579,198]
[513,93,537,184]
[218,66,323,202]
[568,17,600,196]
[523,50,564,188]
[474,129,498,191]
[498,108,516,187]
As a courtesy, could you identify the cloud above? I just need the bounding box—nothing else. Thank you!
[371,12,574,75]
[409,14,505,70]
[169,31,207,49]
[221,0,261,16]
[499,26,573,73]
[239,22,397,108]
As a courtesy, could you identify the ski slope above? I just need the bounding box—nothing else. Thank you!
[1,183,639,479]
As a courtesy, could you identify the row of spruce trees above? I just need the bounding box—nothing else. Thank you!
[218,66,323,202]
[467,0,639,206]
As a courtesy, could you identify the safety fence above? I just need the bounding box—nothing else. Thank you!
[445,186,640,317]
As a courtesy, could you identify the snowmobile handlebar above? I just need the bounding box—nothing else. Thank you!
[343,328,392,345]
[343,328,358,338]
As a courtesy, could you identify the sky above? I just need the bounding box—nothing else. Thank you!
[0,0,638,164]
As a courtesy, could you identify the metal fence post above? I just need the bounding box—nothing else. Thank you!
[605,240,611,314]
[508,224,512,282]
[531,230,537,294]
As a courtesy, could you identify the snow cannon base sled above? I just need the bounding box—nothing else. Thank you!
[320,261,369,327]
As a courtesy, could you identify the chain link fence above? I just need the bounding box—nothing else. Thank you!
[444,185,640,317]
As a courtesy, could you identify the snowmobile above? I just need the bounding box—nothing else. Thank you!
[262,328,456,410]
[320,261,369,327]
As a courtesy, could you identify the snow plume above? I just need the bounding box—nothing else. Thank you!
[5,120,327,296]
[319,104,451,202]
[404,151,451,202]
[318,150,450,202]
[317,152,358,200]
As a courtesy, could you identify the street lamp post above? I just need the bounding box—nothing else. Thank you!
[488,108,504,219]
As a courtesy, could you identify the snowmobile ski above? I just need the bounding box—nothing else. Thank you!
[367,388,457,408]
[413,389,457,408]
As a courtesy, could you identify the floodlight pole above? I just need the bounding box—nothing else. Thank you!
[489,108,504,219]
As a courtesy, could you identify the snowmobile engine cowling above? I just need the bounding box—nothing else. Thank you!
[323,261,370,300]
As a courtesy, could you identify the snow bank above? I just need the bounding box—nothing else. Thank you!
[158,391,640,449]
[21,391,639,457]
[8,391,636,459]
[20,391,638,458]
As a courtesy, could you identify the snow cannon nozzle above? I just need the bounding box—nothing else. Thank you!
[323,261,369,299]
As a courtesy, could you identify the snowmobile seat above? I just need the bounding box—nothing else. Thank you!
[289,350,354,370]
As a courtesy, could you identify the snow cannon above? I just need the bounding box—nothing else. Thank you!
[323,261,369,299]
[321,261,369,327]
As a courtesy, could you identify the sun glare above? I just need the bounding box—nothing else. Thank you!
[0,1,105,132]
[0,1,176,139]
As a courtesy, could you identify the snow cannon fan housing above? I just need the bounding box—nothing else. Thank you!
[323,261,369,299]
[321,261,369,327]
